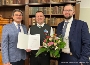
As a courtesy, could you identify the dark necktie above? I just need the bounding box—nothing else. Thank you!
[18,24,21,32]
[62,22,68,37]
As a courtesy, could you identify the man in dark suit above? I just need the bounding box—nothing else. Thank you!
[57,4,90,65]
[1,9,27,65]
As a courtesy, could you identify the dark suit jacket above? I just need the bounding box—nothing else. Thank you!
[57,19,90,62]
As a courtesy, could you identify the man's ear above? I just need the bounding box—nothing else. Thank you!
[44,16,45,19]
[73,11,75,15]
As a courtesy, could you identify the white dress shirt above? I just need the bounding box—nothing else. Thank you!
[28,23,53,36]
[14,21,24,33]
[62,16,73,53]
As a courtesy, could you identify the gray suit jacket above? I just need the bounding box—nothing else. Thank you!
[1,22,27,63]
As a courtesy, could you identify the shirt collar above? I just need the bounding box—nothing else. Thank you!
[13,21,21,26]
[65,16,73,23]
[37,23,45,27]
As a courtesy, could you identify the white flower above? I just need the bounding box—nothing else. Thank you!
[49,38,52,41]
[43,42,47,48]
[54,43,57,46]
[55,46,58,50]
[58,40,61,43]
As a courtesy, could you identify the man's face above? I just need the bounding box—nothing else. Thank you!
[63,5,75,19]
[35,12,45,25]
[12,11,22,23]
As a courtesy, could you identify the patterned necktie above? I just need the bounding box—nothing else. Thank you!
[62,22,68,37]
[18,24,21,32]
[39,26,42,28]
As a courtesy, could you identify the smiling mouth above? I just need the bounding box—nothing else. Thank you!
[38,20,41,21]
[16,18,21,19]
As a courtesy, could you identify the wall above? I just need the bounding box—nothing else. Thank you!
[79,0,90,32]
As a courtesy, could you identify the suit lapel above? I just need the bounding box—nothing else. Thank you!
[11,23,26,34]
[11,22,18,33]
[21,24,27,34]
[59,21,64,35]
[69,19,77,40]
[21,24,25,34]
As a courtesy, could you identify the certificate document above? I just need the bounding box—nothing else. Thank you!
[17,32,40,50]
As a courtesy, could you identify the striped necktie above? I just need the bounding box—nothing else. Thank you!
[62,22,68,37]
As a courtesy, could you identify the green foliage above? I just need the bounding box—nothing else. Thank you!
[36,47,47,57]
[36,34,66,58]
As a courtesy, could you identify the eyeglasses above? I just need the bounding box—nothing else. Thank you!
[14,14,22,16]
[63,10,73,12]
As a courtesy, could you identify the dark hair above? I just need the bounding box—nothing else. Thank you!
[12,9,23,16]
[35,11,44,16]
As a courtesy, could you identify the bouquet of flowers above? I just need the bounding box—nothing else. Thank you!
[36,29,66,58]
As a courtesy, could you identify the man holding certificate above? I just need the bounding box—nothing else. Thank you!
[1,9,27,65]
[27,11,53,65]
[17,32,40,50]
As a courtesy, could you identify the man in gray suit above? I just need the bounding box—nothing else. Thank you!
[1,9,27,65]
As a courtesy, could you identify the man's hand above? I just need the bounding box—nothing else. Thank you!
[81,63,83,65]
[39,46,42,49]
[26,49,31,52]
[4,62,12,65]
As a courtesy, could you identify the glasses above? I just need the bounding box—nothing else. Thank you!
[14,14,22,16]
[63,10,73,12]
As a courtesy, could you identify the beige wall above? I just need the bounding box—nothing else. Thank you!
[79,0,90,32]
[79,8,90,32]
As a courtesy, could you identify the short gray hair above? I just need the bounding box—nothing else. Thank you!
[12,9,23,16]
